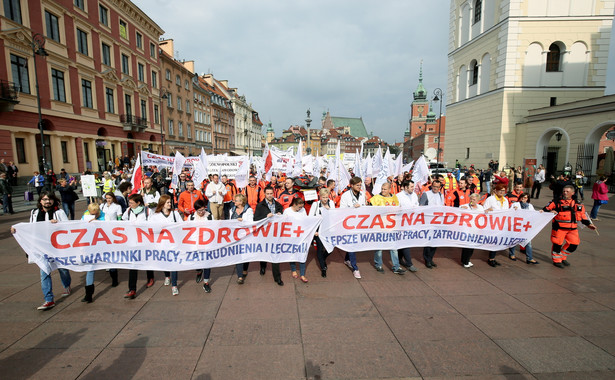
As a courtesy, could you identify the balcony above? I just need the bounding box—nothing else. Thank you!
[0,80,19,112]
[120,114,148,132]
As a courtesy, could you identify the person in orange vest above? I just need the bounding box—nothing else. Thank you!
[278,177,303,209]
[326,179,339,207]
[543,185,596,268]
[242,175,263,211]
[506,183,524,205]
[443,172,458,193]
[221,175,237,220]
[467,169,481,193]
[445,177,472,207]
[177,180,204,220]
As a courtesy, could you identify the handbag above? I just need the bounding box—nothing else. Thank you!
[599,199,608,205]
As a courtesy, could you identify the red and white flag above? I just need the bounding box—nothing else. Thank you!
[130,153,143,195]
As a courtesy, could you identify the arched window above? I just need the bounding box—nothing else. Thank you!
[474,0,482,24]
[546,43,561,72]
[470,60,478,85]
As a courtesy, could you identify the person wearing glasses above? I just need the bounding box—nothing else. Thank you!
[483,184,509,267]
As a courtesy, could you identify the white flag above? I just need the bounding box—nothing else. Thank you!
[412,155,430,192]
[292,140,303,177]
[372,145,382,179]
[192,148,208,190]
[234,157,251,189]
[171,151,186,189]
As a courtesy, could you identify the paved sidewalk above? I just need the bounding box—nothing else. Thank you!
[0,193,614,379]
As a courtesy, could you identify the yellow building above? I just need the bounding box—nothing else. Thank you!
[445,0,614,175]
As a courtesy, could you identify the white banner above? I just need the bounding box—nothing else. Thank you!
[81,175,97,197]
[319,206,554,253]
[13,216,321,274]
[141,151,244,179]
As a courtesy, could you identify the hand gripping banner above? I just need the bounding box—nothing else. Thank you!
[319,206,554,253]
[13,215,321,274]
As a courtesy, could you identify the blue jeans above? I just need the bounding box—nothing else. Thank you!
[62,201,75,220]
[484,181,491,195]
[290,262,306,276]
[41,268,71,302]
[374,250,400,270]
[509,242,533,261]
[590,200,601,219]
[345,252,358,271]
[164,271,179,286]
[86,269,116,285]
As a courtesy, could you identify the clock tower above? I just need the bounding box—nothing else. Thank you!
[405,62,430,142]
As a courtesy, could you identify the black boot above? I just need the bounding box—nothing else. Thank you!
[81,284,94,303]
[110,271,119,287]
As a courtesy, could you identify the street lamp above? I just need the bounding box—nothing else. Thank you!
[31,33,49,173]
[160,87,168,155]
[432,88,444,163]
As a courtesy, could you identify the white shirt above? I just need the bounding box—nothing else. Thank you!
[460,203,485,212]
[205,181,227,204]
[143,188,160,207]
[534,169,545,183]
[122,207,150,221]
[420,190,444,206]
[340,190,366,208]
[101,202,122,221]
[483,195,509,211]
[511,202,535,211]
[150,210,182,223]
[30,208,68,222]
[283,207,307,217]
[308,199,336,216]
[397,191,419,209]
[228,206,254,222]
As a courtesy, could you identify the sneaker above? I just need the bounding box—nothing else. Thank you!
[562,260,570,267]
[463,263,472,268]
[37,301,55,310]
[375,266,384,273]
[164,277,171,286]
[393,268,405,275]
[353,270,361,279]
[344,260,353,269]
[203,283,211,293]
[124,290,136,299]
[172,286,179,296]
[407,265,418,272]
[146,278,155,288]
[61,286,71,297]
[195,270,203,283]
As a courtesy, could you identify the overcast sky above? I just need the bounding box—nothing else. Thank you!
[133,0,615,144]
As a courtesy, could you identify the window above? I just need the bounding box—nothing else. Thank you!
[10,54,29,94]
[150,42,156,58]
[76,28,88,55]
[168,120,174,135]
[51,69,66,102]
[165,69,171,80]
[186,100,190,113]
[151,71,157,88]
[177,97,182,110]
[184,80,189,90]
[99,5,108,26]
[105,87,114,113]
[140,100,147,119]
[550,97,557,107]
[81,79,93,108]
[74,0,84,10]
[546,43,561,72]
[473,0,481,24]
[121,54,129,74]
[187,124,191,139]
[61,141,69,163]
[3,0,22,23]
[166,94,172,108]
[45,11,60,42]
[101,43,111,66]
[465,147,470,159]
[136,32,142,49]
[175,75,180,86]
[119,19,128,39]
[154,105,159,123]
[470,60,478,85]
[178,121,183,137]
[137,63,144,82]
[16,138,26,163]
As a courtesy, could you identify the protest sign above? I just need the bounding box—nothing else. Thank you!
[81,175,98,197]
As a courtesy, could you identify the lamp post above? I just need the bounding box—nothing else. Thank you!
[31,33,49,173]
[432,88,444,163]
[305,109,311,155]
[160,87,168,155]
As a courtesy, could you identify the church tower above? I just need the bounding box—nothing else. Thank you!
[444,0,614,167]
[406,62,430,142]
[266,122,275,143]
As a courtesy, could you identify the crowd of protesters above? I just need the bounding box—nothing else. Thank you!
[8,154,604,310]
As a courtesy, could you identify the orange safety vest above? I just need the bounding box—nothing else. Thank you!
[445,188,471,207]
[278,190,303,210]
[223,182,238,203]
[242,185,263,211]
[444,176,458,191]
[543,199,588,230]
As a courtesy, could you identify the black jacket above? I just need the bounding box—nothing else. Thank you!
[254,198,283,221]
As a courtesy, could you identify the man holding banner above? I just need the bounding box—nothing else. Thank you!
[419,180,444,268]
[254,186,285,285]
[339,177,366,279]
[369,182,405,275]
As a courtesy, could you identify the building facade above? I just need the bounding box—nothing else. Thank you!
[445,0,614,174]
[0,0,164,175]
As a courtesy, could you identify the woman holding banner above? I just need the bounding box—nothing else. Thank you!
[459,193,484,268]
[151,195,183,296]
[284,197,309,283]
[510,193,540,264]
[308,188,336,278]
[101,192,123,221]
[122,194,155,299]
[228,194,253,284]
[80,203,106,302]
[189,198,216,293]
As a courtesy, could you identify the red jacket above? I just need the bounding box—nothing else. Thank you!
[592,181,608,201]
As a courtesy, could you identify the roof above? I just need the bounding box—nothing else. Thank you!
[329,117,368,138]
